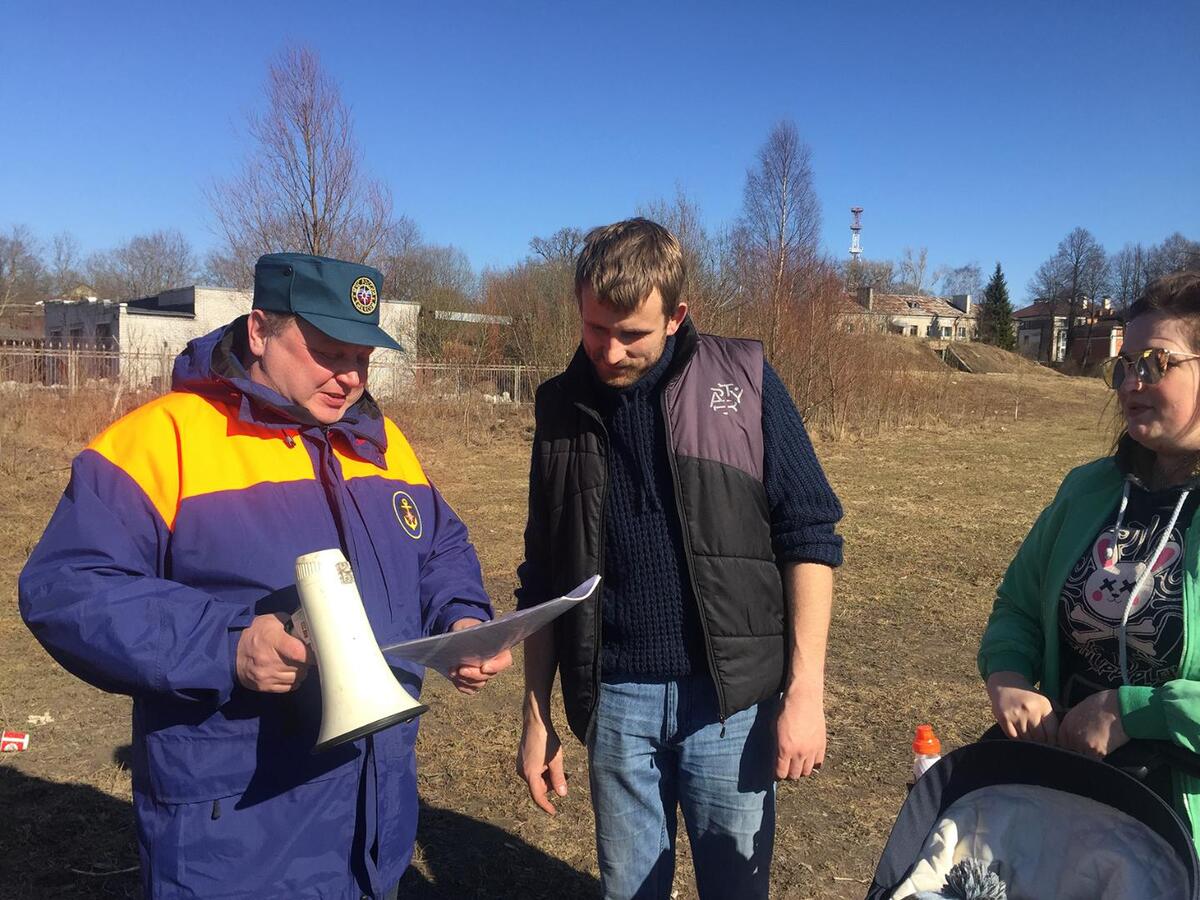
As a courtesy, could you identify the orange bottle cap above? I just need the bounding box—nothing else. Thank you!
[912,724,941,755]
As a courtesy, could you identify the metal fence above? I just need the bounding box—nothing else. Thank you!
[0,344,172,391]
[0,343,554,404]
[407,362,552,405]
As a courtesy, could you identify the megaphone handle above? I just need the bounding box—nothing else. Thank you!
[286,609,312,646]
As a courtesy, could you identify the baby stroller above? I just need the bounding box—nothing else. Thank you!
[867,737,1200,900]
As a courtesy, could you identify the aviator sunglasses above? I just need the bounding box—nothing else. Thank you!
[1101,347,1200,390]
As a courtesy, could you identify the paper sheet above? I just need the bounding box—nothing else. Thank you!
[380,575,600,677]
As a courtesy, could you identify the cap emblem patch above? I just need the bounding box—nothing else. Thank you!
[351,276,379,315]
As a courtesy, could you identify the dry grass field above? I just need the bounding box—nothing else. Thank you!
[0,368,1114,898]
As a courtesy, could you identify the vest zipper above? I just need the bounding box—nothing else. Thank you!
[579,406,610,737]
[659,382,727,724]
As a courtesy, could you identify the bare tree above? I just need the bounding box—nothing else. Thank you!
[640,187,744,327]
[0,225,45,318]
[373,218,477,309]
[46,232,85,298]
[374,216,424,300]
[739,120,822,356]
[640,186,707,279]
[1029,227,1110,370]
[896,247,932,294]
[1148,232,1200,278]
[478,226,586,367]
[529,227,585,266]
[1111,242,1151,315]
[482,258,578,371]
[842,258,896,294]
[87,230,197,299]
[1029,226,1108,334]
[937,262,983,300]
[208,45,393,287]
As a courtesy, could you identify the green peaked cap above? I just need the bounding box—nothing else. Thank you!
[252,253,403,351]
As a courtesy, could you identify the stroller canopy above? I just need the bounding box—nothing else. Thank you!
[868,739,1199,900]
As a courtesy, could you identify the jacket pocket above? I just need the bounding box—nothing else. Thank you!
[143,684,359,804]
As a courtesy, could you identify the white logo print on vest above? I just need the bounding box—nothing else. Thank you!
[709,383,743,415]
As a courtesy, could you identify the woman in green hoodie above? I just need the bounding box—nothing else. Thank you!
[979,270,1200,840]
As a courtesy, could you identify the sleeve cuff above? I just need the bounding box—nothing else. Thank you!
[775,542,844,568]
[1119,685,1169,739]
[433,599,495,635]
[224,608,257,701]
[979,651,1036,683]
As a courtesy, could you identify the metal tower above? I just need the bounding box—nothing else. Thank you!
[849,207,863,261]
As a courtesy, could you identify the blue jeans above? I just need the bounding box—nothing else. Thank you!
[587,676,777,900]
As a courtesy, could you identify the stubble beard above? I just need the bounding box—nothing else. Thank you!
[592,334,668,388]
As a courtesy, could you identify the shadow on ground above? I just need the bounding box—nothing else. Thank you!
[401,801,599,899]
[2,756,597,899]
[0,763,140,898]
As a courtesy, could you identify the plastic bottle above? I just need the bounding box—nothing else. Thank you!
[909,724,942,784]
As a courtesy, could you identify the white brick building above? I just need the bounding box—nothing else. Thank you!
[40,286,419,393]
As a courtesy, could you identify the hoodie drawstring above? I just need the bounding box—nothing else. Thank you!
[1107,481,1131,565]
[1114,480,1191,684]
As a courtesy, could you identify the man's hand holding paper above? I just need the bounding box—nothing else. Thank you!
[446,617,513,695]
[382,576,600,682]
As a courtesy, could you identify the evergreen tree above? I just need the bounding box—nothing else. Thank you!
[979,262,1015,350]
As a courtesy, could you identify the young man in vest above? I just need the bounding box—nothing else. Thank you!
[21,253,511,899]
[515,218,843,898]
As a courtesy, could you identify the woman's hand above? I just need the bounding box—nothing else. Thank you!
[986,671,1059,744]
[1057,689,1129,759]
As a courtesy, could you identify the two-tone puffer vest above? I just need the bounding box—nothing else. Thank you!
[516,318,785,743]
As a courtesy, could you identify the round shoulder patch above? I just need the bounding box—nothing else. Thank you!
[351,276,379,315]
[392,490,423,539]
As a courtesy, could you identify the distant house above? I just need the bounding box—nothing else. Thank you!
[1014,298,1119,366]
[843,287,977,341]
[1068,317,1123,368]
[40,285,419,391]
[1014,299,1071,363]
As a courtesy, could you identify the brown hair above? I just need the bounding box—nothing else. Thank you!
[1128,270,1200,347]
[1113,271,1200,463]
[574,218,686,316]
[256,310,296,338]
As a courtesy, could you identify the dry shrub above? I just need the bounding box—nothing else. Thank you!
[0,376,528,477]
[691,270,1059,440]
[382,394,532,452]
[481,259,579,372]
[0,385,158,474]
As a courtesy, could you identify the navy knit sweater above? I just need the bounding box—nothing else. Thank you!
[595,336,843,681]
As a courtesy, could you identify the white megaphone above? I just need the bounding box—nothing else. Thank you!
[292,548,428,752]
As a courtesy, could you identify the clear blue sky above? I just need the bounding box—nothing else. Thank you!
[2,1,1197,302]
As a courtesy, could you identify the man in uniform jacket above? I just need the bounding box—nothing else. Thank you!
[20,253,511,899]
[515,218,843,899]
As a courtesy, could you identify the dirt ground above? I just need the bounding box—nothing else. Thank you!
[0,371,1114,898]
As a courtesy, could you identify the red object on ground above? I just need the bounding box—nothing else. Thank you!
[912,724,941,755]
[1,730,30,751]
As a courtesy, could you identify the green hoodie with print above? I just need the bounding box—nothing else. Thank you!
[978,448,1200,843]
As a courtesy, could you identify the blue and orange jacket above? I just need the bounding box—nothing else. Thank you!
[19,319,492,899]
